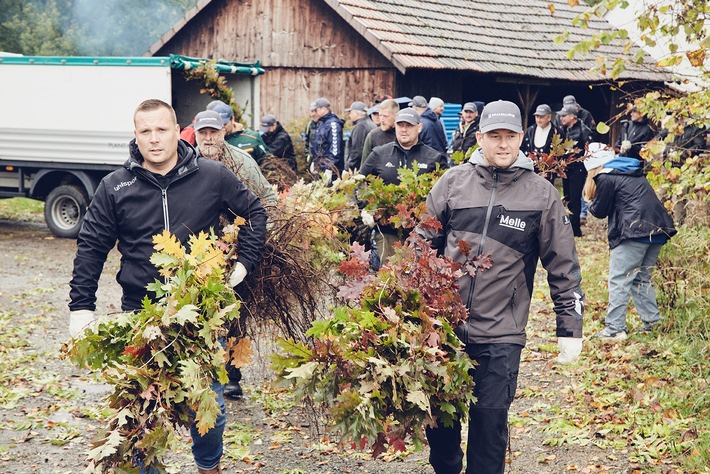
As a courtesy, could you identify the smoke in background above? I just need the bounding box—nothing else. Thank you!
[70,0,198,55]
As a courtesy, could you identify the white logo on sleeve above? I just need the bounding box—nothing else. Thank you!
[385,162,396,168]
[574,291,583,315]
[499,214,526,231]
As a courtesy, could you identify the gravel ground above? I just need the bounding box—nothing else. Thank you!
[0,217,644,474]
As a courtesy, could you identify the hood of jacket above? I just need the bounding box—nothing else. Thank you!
[125,139,198,176]
[603,156,641,173]
[469,147,535,171]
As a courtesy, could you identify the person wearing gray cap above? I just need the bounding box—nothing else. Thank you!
[311,97,345,174]
[417,100,584,474]
[451,101,481,155]
[521,103,564,183]
[260,114,296,171]
[557,104,594,236]
[359,107,448,267]
[409,95,448,153]
[208,100,272,164]
[344,101,376,171]
[553,94,596,133]
[69,99,267,474]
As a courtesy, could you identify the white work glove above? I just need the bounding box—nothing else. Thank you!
[69,310,96,338]
[323,169,333,185]
[620,140,632,154]
[557,337,583,364]
[229,262,248,288]
[361,209,376,228]
[309,162,316,174]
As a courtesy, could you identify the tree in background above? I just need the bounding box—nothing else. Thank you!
[0,0,198,56]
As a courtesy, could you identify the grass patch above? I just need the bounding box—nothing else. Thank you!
[0,197,43,221]
[554,225,710,472]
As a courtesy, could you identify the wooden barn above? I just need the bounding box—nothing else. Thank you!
[147,0,670,141]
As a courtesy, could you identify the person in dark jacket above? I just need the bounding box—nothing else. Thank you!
[68,99,267,474]
[343,101,376,171]
[521,104,564,182]
[361,99,399,162]
[312,97,345,174]
[207,100,271,164]
[410,95,448,153]
[554,95,596,134]
[260,114,297,171]
[558,104,594,237]
[359,107,448,265]
[303,103,319,164]
[615,106,654,162]
[418,100,583,474]
[451,101,480,155]
[584,152,676,340]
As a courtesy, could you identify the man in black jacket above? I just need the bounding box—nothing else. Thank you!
[359,108,448,264]
[451,102,480,155]
[615,106,654,162]
[68,99,267,474]
[558,104,594,237]
[521,104,564,182]
[361,98,399,162]
[343,101,376,171]
[260,114,297,171]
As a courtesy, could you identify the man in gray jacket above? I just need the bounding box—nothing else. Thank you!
[417,100,584,474]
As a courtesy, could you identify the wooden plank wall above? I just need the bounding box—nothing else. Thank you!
[156,0,396,121]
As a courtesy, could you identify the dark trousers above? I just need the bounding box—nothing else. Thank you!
[562,162,587,237]
[426,343,523,474]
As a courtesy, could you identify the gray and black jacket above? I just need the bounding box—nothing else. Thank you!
[418,149,584,346]
[70,139,267,312]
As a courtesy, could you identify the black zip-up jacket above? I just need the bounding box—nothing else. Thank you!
[359,139,448,185]
[589,164,676,249]
[69,139,267,312]
[451,119,479,154]
[615,118,654,160]
[419,108,448,153]
[418,149,584,345]
[262,122,296,171]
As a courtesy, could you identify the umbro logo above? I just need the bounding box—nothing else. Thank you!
[385,162,396,168]
[499,214,526,231]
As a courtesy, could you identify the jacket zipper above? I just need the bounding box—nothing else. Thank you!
[161,188,170,231]
[464,169,498,342]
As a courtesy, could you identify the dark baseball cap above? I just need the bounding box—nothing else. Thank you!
[313,97,330,108]
[408,95,428,108]
[206,100,233,125]
[479,100,523,133]
[260,114,277,133]
[193,110,224,131]
[534,104,552,116]
[395,107,420,125]
[557,104,578,116]
[345,101,367,112]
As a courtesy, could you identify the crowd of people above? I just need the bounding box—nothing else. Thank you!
[66,92,699,473]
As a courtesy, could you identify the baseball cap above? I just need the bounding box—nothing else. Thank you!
[260,114,277,133]
[206,100,233,125]
[479,100,523,133]
[462,102,477,112]
[193,110,224,131]
[395,107,420,125]
[345,101,367,112]
[367,105,380,116]
[557,104,578,116]
[533,104,552,116]
[428,97,444,109]
[408,95,428,108]
[313,97,330,109]
[563,95,577,106]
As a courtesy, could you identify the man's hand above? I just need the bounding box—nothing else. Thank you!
[557,337,582,364]
[229,262,248,288]
[69,310,95,338]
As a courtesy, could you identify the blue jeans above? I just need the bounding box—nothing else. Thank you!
[580,198,588,219]
[605,240,664,333]
[138,380,226,473]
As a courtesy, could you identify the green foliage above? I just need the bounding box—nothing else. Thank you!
[182,60,245,124]
[63,230,240,472]
[272,230,478,458]
[0,197,44,221]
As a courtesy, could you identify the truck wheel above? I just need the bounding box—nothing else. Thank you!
[44,185,88,239]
